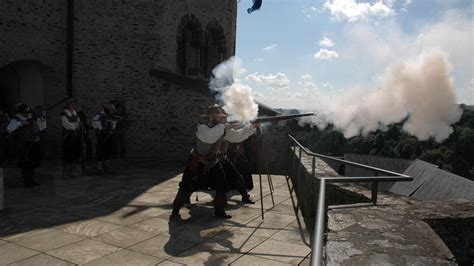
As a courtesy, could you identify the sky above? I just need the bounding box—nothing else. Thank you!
[234,0,474,109]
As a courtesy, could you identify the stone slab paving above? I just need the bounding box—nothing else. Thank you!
[0,161,310,265]
[9,254,74,266]
[0,243,39,265]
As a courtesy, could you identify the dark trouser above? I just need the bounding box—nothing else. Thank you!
[63,132,81,163]
[38,130,47,157]
[113,132,126,159]
[222,160,250,197]
[97,133,114,161]
[172,159,230,213]
[18,141,41,186]
[235,157,254,190]
[0,132,6,166]
[84,130,93,161]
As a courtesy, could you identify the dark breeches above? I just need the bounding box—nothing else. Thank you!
[97,133,114,161]
[63,133,81,162]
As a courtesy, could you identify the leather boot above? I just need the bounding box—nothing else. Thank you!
[68,163,78,178]
[104,160,113,174]
[214,192,231,219]
[62,163,70,179]
[96,161,104,174]
[171,191,190,219]
[242,194,255,204]
[237,178,255,204]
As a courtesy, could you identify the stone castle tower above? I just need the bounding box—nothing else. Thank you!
[0,0,238,159]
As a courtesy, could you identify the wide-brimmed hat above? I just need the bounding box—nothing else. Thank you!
[65,97,77,107]
[16,103,30,113]
[201,104,228,118]
[105,103,116,111]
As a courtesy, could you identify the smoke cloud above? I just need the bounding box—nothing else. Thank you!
[301,50,462,142]
[209,57,259,122]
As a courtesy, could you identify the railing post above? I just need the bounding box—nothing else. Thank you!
[312,156,316,179]
[371,172,379,205]
[287,143,292,178]
[311,178,326,266]
[296,147,302,184]
[0,168,4,210]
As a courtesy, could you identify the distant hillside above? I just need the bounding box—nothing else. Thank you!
[301,106,474,180]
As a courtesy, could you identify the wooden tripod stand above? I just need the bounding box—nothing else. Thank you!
[256,128,275,220]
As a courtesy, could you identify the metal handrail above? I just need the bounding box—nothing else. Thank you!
[288,134,410,178]
[287,134,412,266]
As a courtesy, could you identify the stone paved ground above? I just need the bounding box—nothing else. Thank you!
[0,160,311,265]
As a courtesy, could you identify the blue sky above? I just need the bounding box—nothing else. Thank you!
[234,0,474,108]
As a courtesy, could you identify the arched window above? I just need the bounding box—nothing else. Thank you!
[202,20,227,78]
[176,14,203,76]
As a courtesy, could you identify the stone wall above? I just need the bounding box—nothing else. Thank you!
[0,0,68,153]
[0,0,237,159]
[259,121,310,175]
[72,0,236,159]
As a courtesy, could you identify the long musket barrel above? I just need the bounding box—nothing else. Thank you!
[227,113,315,128]
[253,112,315,123]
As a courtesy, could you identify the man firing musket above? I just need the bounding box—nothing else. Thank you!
[171,104,260,220]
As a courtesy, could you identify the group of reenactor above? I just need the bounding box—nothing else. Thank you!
[3,100,258,220]
[1,98,127,187]
[61,98,129,177]
[171,104,258,219]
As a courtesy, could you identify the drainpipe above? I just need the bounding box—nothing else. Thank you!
[0,168,4,210]
[67,0,74,97]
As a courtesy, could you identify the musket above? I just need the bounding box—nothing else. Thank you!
[253,112,315,123]
[229,112,315,128]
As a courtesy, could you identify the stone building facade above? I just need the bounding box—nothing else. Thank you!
[0,0,237,160]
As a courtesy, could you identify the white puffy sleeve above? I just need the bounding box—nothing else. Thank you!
[196,123,225,144]
[7,119,22,134]
[224,125,256,143]
[92,114,102,130]
[61,115,78,130]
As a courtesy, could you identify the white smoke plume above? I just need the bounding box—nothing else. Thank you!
[301,50,462,142]
[209,57,259,122]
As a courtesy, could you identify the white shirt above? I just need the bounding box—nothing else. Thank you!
[61,109,80,130]
[7,114,28,134]
[195,123,256,144]
[92,113,103,130]
[36,114,47,131]
[92,112,116,131]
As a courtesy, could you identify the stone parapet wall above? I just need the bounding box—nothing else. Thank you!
[286,146,474,265]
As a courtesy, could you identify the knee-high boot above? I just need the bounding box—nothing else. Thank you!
[214,192,231,218]
[171,190,191,217]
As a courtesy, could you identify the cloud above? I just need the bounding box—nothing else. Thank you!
[401,0,413,12]
[302,6,319,19]
[263,44,277,52]
[319,37,335,47]
[301,74,313,80]
[299,51,462,142]
[313,48,340,59]
[254,58,264,62]
[323,82,335,90]
[341,9,473,103]
[246,72,291,91]
[324,0,396,22]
